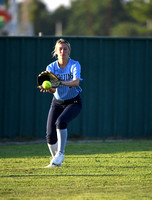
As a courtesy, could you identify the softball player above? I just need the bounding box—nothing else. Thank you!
[39,38,82,167]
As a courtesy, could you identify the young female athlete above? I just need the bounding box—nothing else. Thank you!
[38,38,82,167]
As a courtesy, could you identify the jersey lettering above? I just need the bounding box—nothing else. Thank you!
[57,73,73,81]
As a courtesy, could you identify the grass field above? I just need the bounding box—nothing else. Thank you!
[0,140,152,200]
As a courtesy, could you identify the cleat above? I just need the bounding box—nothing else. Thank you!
[44,162,62,168]
[52,152,65,165]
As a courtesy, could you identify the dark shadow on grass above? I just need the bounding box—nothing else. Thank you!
[0,174,126,178]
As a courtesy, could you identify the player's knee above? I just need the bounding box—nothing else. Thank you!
[46,133,57,144]
[56,119,67,129]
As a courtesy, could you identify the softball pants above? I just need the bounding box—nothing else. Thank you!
[46,94,82,144]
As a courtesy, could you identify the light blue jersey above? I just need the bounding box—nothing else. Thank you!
[46,58,82,100]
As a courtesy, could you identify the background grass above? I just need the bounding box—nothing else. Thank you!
[0,141,152,200]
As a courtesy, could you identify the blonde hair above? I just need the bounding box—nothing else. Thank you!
[52,38,71,57]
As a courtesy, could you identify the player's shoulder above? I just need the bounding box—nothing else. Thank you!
[69,58,80,67]
[46,60,58,71]
[48,60,57,68]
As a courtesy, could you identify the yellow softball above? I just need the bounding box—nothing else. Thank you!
[42,81,52,90]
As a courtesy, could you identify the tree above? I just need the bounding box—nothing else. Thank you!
[51,6,72,36]
[64,0,130,36]
[116,0,152,36]
[17,0,152,36]
[28,0,50,35]
[18,0,71,35]
[111,22,151,36]
[126,0,152,27]
[19,0,52,35]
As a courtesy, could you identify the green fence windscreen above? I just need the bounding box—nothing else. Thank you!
[0,36,152,139]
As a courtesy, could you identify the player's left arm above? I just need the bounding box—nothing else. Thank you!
[61,78,80,87]
[61,61,81,87]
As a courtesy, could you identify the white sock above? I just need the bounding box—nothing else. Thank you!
[47,142,58,157]
[57,129,67,154]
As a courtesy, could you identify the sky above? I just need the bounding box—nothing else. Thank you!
[16,0,71,12]
[42,0,71,11]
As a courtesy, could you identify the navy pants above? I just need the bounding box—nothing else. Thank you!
[46,94,82,144]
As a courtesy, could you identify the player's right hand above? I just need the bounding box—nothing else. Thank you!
[37,86,56,93]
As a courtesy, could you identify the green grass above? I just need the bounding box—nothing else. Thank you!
[0,141,152,200]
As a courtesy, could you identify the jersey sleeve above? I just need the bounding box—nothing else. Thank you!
[46,61,58,73]
[46,64,54,72]
[72,61,83,80]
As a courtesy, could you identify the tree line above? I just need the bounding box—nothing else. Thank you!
[5,0,152,36]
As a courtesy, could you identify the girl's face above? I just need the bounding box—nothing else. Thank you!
[56,43,70,60]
